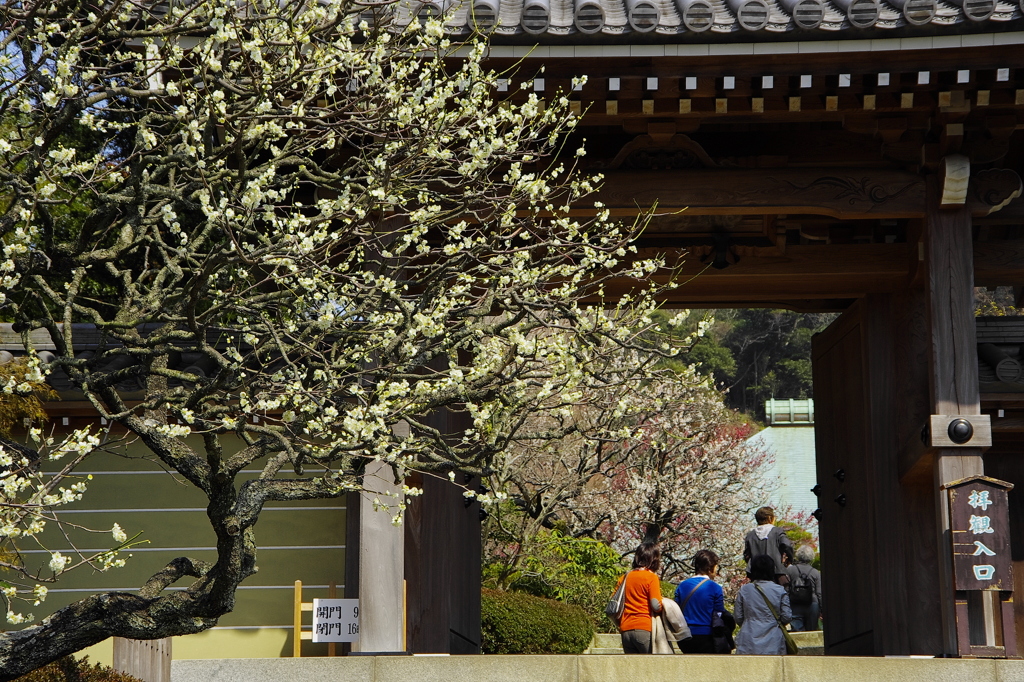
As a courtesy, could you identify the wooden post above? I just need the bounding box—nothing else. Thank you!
[292,580,314,656]
[925,175,986,655]
[328,582,337,657]
[112,638,170,682]
[358,459,405,652]
[293,580,303,658]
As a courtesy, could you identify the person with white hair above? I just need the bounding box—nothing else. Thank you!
[785,545,822,631]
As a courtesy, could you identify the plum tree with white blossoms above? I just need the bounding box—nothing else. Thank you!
[0,0,680,675]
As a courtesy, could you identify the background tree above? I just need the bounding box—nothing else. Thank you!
[0,0,679,674]
[670,309,838,417]
[485,354,770,597]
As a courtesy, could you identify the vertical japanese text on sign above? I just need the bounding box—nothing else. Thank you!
[945,477,1013,592]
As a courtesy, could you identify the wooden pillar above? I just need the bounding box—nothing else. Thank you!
[356,459,405,652]
[404,407,482,654]
[925,179,985,656]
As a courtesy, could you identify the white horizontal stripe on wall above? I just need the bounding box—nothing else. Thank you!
[19,545,345,554]
[67,470,276,475]
[47,584,344,593]
[59,507,345,513]
[207,626,297,630]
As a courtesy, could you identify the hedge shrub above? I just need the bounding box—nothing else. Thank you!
[14,657,143,682]
[481,588,594,654]
[493,530,628,632]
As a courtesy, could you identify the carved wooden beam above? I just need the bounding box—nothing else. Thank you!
[939,155,970,208]
[968,168,1023,217]
[597,243,911,303]
[580,167,1020,219]
[588,168,926,219]
[582,238,1024,307]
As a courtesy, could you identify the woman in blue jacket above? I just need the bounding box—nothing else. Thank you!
[674,549,725,654]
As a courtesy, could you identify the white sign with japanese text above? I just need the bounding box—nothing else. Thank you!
[312,598,360,643]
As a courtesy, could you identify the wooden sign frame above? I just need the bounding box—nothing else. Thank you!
[943,475,1018,658]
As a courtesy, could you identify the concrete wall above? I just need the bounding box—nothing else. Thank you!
[747,424,818,516]
[21,434,346,660]
[171,654,1024,682]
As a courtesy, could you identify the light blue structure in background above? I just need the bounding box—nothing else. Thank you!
[747,399,817,517]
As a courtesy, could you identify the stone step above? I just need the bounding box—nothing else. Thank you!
[789,630,823,647]
[591,633,622,649]
[586,630,823,655]
[790,630,824,655]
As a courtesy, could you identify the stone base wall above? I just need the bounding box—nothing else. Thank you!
[172,654,1024,682]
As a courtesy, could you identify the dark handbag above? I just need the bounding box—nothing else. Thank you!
[754,583,799,655]
[712,608,736,653]
[605,571,632,627]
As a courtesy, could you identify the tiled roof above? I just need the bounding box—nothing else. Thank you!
[388,0,1022,38]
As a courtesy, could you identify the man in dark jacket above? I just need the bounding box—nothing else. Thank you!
[742,506,795,586]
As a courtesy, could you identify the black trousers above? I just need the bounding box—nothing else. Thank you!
[678,634,716,654]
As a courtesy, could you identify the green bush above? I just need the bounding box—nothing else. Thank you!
[481,589,595,654]
[501,530,627,632]
[13,657,143,682]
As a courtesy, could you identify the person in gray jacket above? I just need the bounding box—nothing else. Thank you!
[785,545,822,631]
[742,506,795,586]
[735,554,792,655]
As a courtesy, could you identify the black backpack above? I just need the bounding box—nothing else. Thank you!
[790,565,814,606]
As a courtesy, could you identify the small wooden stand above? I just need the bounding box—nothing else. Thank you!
[954,591,1018,658]
[293,580,339,657]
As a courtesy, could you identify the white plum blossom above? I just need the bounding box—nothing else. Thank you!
[48,552,70,574]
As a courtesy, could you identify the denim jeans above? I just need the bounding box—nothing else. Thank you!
[621,629,652,653]
[790,602,821,631]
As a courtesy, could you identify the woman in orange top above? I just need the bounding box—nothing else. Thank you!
[616,542,664,654]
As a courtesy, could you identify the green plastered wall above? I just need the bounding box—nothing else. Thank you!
[12,432,346,661]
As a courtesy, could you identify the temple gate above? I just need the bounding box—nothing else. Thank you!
[362,26,1024,657]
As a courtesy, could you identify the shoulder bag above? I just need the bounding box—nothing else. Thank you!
[605,571,632,628]
[679,576,710,611]
[753,583,799,655]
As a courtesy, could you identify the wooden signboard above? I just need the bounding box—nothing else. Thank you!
[943,475,1017,658]
[947,476,1013,591]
